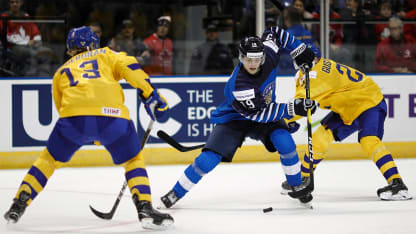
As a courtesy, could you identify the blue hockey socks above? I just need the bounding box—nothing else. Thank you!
[270,129,302,186]
[173,151,221,198]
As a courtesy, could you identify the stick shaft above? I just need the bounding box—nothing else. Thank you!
[304,67,314,190]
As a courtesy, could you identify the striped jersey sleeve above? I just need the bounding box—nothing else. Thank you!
[239,102,291,123]
[261,26,303,52]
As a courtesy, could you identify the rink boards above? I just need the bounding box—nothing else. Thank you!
[0,75,415,168]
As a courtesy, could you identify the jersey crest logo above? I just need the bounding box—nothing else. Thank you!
[262,82,275,105]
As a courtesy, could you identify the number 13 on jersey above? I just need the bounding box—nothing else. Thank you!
[60,59,101,86]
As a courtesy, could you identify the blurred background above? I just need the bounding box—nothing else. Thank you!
[1,0,415,77]
[1,0,415,169]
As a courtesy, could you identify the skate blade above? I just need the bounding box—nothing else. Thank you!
[141,218,174,230]
[300,201,313,209]
[379,190,413,201]
[6,219,17,225]
[280,189,289,195]
[5,213,19,224]
[156,202,169,210]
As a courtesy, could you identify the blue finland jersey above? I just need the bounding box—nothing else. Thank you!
[211,26,305,124]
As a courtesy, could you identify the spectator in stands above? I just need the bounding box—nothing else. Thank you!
[277,6,319,75]
[188,23,234,75]
[144,16,173,76]
[87,2,114,43]
[265,17,276,29]
[391,0,407,18]
[0,0,42,75]
[403,1,416,41]
[361,0,379,16]
[375,17,416,73]
[88,22,102,39]
[292,0,314,32]
[339,0,377,72]
[88,22,102,47]
[310,0,350,66]
[374,1,393,42]
[311,0,343,45]
[109,19,151,66]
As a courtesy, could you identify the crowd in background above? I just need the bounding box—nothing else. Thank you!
[0,0,415,77]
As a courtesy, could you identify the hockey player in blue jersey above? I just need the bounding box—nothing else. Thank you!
[160,27,318,208]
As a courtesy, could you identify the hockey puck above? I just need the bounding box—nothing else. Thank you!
[263,207,273,213]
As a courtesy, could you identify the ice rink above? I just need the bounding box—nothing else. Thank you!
[1,159,416,234]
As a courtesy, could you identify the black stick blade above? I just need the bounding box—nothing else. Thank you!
[157,130,205,152]
[89,205,115,220]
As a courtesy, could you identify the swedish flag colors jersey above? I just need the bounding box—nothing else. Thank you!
[294,58,384,125]
[52,47,154,120]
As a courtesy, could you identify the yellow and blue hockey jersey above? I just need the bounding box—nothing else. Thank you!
[52,47,154,120]
[294,58,384,125]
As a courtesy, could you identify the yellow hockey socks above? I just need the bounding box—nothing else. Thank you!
[301,125,334,177]
[16,148,61,205]
[123,152,152,203]
[360,136,401,183]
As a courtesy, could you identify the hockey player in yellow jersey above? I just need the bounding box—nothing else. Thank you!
[4,26,174,229]
[281,56,412,201]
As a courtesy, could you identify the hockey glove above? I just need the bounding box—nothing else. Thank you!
[287,98,317,117]
[144,90,168,121]
[290,43,315,71]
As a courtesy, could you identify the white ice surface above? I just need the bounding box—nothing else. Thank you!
[1,159,416,234]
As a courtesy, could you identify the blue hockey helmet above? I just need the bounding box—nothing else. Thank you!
[66,26,100,52]
[238,36,265,65]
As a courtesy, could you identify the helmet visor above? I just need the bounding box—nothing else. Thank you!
[242,56,262,66]
[241,51,264,65]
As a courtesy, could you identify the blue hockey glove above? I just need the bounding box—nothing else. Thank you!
[144,90,168,121]
[287,98,317,117]
[290,43,315,71]
[287,121,300,134]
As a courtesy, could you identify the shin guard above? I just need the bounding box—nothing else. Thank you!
[360,136,401,183]
[270,129,302,186]
[301,126,334,177]
[16,148,61,206]
[173,151,221,198]
[124,152,152,202]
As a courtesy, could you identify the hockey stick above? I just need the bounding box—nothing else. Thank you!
[303,66,315,191]
[157,130,205,152]
[89,119,154,220]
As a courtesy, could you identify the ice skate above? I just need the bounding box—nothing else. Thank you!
[298,193,313,209]
[281,176,310,195]
[377,178,412,201]
[133,195,174,230]
[4,191,30,223]
[160,189,180,208]
[286,178,313,209]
